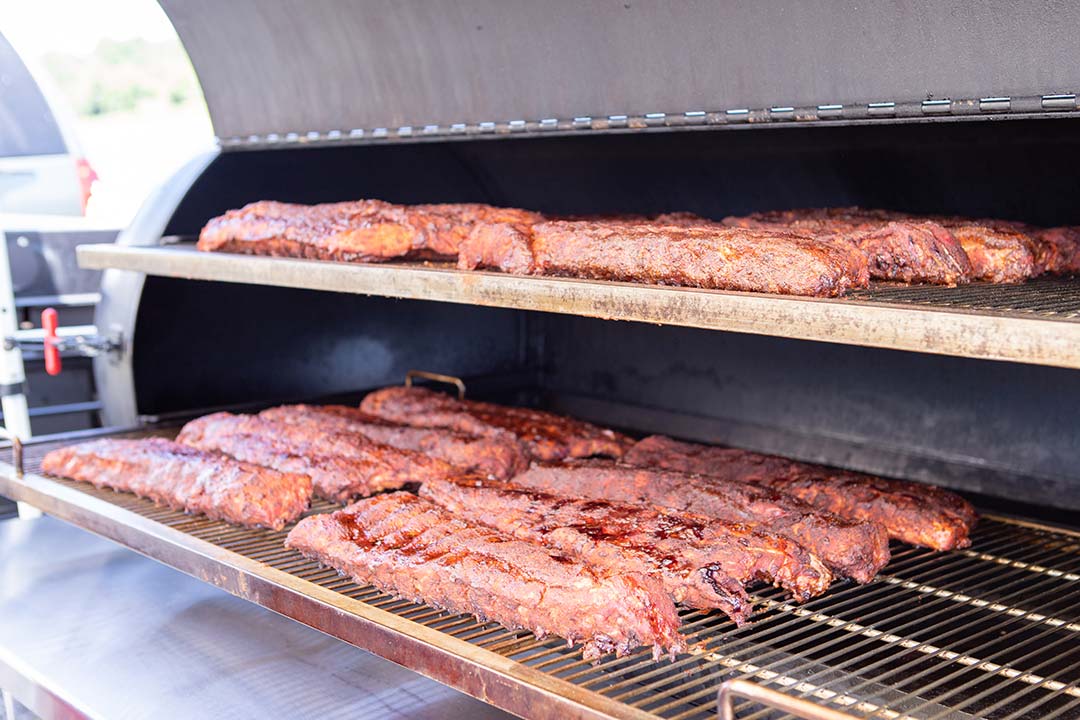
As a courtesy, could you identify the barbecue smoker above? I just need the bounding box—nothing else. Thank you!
[3,3,1080,719]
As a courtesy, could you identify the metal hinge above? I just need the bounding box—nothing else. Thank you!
[216,91,1079,150]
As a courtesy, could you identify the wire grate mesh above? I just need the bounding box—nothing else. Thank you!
[11,431,1080,720]
[848,277,1080,319]
[421,260,1080,321]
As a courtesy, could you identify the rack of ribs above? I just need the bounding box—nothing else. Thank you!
[41,438,312,530]
[925,219,1038,283]
[259,404,529,480]
[177,412,457,503]
[625,435,977,551]
[421,477,832,612]
[723,207,973,285]
[859,211,1040,282]
[457,220,870,297]
[285,492,685,661]
[359,386,633,462]
[198,199,542,263]
[512,460,889,584]
[1031,225,1080,275]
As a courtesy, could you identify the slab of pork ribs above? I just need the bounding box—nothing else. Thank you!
[1030,225,1080,275]
[178,412,456,503]
[458,219,869,297]
[41,437,312,530]
[260,404,529,480]
[625,435,978,551]
[421,476,832,614]
[198,199,542,262]
[724,207,973,285]
[360,385,633,462]
[512,459,890,583]
[285,492,685,661]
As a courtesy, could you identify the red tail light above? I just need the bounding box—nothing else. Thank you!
[74,157,98,215]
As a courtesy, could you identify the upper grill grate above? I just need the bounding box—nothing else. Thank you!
[849,277,1080,319]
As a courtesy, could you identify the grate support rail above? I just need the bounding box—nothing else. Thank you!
[1,429,1078,720]
[76,244,1080,371]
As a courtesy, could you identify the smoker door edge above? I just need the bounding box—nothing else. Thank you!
[161,0,1080,146]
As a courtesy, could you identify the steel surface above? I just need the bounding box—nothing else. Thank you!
[159,1,1080,143]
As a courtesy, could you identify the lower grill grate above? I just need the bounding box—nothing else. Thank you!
[8,431,1080,720]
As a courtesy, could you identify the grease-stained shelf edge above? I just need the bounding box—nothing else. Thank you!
[78,243,1080,370]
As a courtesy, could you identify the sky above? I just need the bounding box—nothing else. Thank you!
[0,0,178,60]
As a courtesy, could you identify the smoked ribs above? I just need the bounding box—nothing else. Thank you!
[626,435,977,550]
[198,199,542,263]
[260,404,529,479]
[512,459,890,583]
[41,437,312,530]
[285,492,685,661]
[177,411,457,503]
[458,220,870,297]
[360,386,633,462]
[420,476,832,611]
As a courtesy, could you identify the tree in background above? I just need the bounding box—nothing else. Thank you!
[43,37,201,117]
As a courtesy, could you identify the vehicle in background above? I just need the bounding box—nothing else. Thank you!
[0,31,96,216]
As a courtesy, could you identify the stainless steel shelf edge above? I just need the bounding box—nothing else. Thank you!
[0,465,655,720]
[0,647,95,720]
[77,244,1080,370]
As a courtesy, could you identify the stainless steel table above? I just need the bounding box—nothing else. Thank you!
[0,515,515,720]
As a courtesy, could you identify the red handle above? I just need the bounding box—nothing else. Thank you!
[42,307,61,376]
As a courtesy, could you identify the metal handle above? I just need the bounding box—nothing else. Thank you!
[42,308,61,376]
[0,424,24,478]
[404,370,466,400]
[717,679,858,720]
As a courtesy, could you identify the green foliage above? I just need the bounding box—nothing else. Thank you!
[42,37,203,117]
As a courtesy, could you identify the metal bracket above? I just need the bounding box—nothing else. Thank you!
[4,331,123,358]
[717,679,858,720]
[0,425,24,478]
[405,370,466,400]
[0,381,26,398]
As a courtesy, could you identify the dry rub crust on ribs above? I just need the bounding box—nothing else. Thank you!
[551,211,713,226]
[197,199,542,262]
[178,412,456,503]
[41,437,312,530]
[515,458,889,584]
[867,212,1038,283]
[955,218,1080,276]
[1031,225,1080,275]
[724,207,973,286]
[762,473,978,552]
[626,435,977,551]
[458,220,870,297]
[285,492,685,661]
[360,385,633,462]
[259,404,529,480]
[421,476,831,612]
[923,219,1038,283]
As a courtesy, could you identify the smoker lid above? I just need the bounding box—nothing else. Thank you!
[165,1,1080,145]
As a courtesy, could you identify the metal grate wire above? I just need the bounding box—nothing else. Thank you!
[849,277,1080,319]
[11,431,1080,720]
